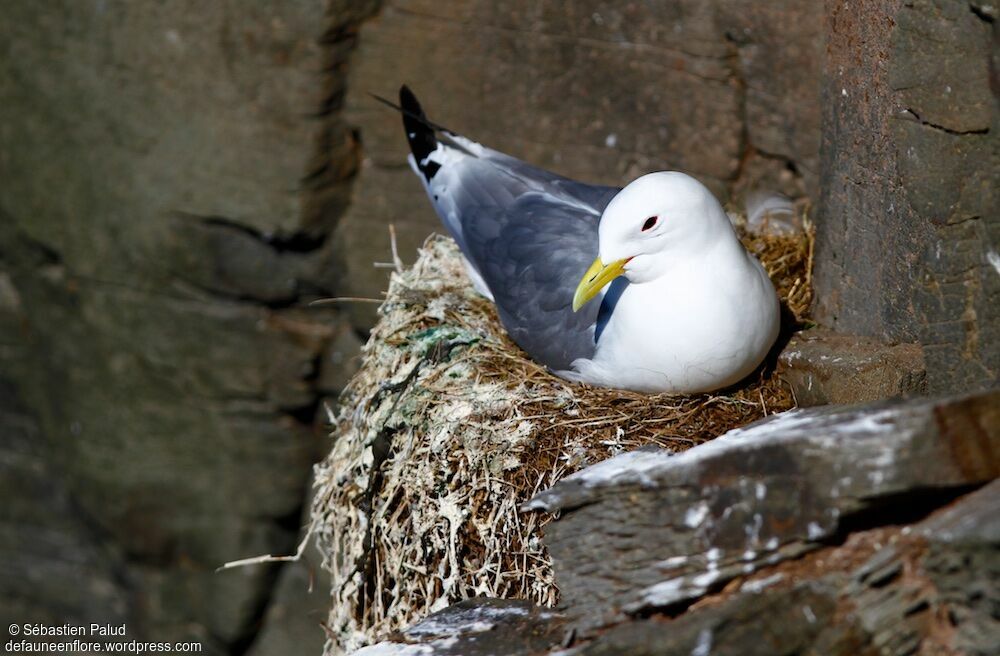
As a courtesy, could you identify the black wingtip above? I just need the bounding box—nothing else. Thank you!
[398,86,440,181]
[399,85,419,113]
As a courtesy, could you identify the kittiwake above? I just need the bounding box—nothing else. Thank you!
[395,86,780,394]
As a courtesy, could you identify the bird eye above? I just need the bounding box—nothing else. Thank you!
[641,216,658,231]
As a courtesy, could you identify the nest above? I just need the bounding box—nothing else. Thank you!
[312,219,814,653]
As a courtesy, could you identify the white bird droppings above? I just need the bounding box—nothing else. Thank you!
[685,501,710,528]
[742,572,784,593]
[352,642,432,656]
[987,250,1000,277]
[691,628,713,656]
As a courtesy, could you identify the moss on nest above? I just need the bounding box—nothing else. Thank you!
[312,220,813,653]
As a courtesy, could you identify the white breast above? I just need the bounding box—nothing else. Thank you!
[562,250,779,393]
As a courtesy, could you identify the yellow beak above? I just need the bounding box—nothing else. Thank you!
[572,257,629,312]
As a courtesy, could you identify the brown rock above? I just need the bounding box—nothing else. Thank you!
[573,481,1000,655]
[778,329,927,406]
[814,0,1000,393]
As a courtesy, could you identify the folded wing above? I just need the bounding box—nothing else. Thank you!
[399,86,619,369]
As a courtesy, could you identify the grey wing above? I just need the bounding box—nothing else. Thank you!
[417,135,615,255]
[414,135,620,369]
[462,192,610,371]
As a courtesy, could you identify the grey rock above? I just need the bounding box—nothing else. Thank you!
[778,329,927,406]
[0,0,378,652]
[814,0,1000,393]
[246,474,336,656]
[348,481,998,655]
[350,599,566,656]
[525,391,999,635]
[576,584,842,656]
[316,321,364,397]
[245,557,332,656]
[0,382,132,640]
[573,483,999,655]
[919,481,1000,655]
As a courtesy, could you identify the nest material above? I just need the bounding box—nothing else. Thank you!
[312,220,814,653]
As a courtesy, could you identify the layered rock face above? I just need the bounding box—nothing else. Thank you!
[814,0,1000,393]
[0,1,375,653]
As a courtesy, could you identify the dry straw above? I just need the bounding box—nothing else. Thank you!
[312,217,813,653]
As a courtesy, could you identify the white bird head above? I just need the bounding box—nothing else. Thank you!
[573,172,733,311]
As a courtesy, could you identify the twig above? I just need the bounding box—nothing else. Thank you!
[389,223,404,273]
[217,523,315,571]
[309,296,384,305]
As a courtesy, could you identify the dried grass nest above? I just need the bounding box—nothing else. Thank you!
[312,217,814,653]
